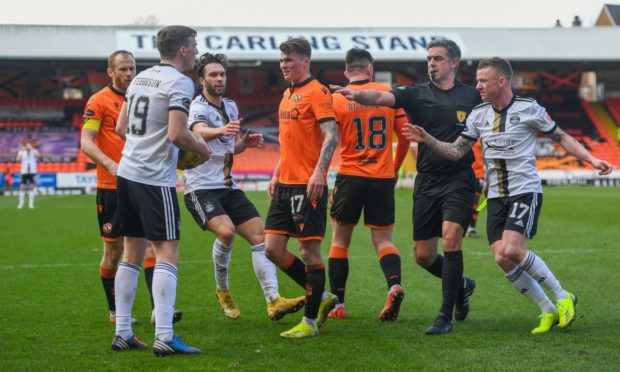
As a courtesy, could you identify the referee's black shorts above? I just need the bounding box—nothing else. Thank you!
[413,168,476,240]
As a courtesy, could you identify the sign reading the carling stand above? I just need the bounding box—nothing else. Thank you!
[116,30,464,61]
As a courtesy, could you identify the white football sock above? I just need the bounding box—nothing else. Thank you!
[519,251,568,301]
[18,190,25,206]
[153,263,178,342]
[114,262,140,339]
[28,189,35,206]
[505,265,556,313]
[251,243,279,303]
[213,239,232,291]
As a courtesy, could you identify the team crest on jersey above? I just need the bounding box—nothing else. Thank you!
[510,113,520,125]
[544,112,553,123]
[85,109,95,117]
[114,101,119,109]
[456,110,467,124]
[103,223,113,234]
[293,93,302,102]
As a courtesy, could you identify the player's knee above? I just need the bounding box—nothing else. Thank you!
[442,233,462,251]
[216,227,235,246]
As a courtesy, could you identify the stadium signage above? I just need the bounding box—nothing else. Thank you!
[56,172,97,189]
[117,30,465,60]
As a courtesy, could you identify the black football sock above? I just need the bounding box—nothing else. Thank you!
[279,253,307,290]
[328,245,349,303]
[379,249,401,288]
[424,254,444,279]
[439,250,463,319]
[304,264,326,320]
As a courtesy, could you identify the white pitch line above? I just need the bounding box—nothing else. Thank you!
[0,248,612,270]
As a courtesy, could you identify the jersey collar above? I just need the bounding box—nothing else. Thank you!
[492,94,516,113]
[289,77,314,89]
[348,79,370,85]
[108,84,125,97]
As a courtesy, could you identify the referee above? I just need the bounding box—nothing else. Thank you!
[331,39,480,335]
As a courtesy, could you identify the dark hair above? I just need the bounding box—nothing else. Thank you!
[196,53,228,77]
[108,50,134,69]
[427,39,461,60]
[279,38,312,58]
[157,25,197,60]
[477,57,513,80]
[345,48,373,71]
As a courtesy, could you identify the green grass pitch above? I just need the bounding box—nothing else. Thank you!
[1,187,619,370]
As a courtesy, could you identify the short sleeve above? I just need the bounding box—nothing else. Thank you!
[390,86,415,110]
[530,101,557,134]
[168,76,194,114]
[460,109,480,141]
[188,101,208,130]
[311,85,336,124]
[83,95,104,121]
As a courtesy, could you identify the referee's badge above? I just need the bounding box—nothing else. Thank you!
[456,110,467,124]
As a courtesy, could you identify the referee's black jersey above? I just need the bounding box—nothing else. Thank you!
[391,81,481,175]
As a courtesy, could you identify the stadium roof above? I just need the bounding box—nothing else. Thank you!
[1,24,620,62]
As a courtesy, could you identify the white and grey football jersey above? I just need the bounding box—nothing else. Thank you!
[18,149,38,174]
[117,64,194,187]
[461,96,557,199]
[184,95,239,192]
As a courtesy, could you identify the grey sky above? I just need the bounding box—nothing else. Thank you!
[1,0,614,28]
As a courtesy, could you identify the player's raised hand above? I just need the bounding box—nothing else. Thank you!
[241,130,264,148]
[591,158,613,175]
[329,84,357,100]
[221,118,242,136]
[402,124,430,143]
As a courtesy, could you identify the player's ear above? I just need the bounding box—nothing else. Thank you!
[106,67,114,79]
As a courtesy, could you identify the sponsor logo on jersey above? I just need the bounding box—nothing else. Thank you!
[509,113,520,125]
[194,114,207,122]
[84,109,96,117]
[280,108,300,120]
[293,93,302,102]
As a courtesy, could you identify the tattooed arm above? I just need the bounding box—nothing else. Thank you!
[307,119,339,199]
[548,127,613,175]
[402,123,474,161]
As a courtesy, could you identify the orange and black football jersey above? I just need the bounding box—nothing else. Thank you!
[332,80,408,178]
[82,85,125,189]
[278,78,335,185]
